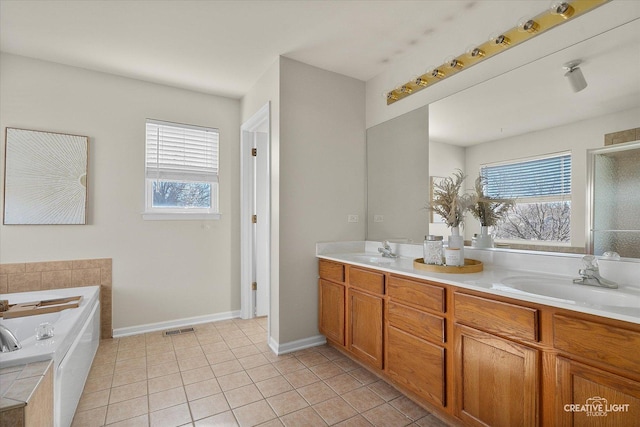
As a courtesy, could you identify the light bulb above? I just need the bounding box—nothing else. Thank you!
[551,2,574,19]
[517,17,539,33]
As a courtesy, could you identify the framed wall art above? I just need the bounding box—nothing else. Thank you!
[3,127,89,225]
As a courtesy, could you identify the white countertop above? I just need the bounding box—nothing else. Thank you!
[317,242,640,325]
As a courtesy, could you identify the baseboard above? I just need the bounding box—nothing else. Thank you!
[269,334,327,355]
[113,310,242,338]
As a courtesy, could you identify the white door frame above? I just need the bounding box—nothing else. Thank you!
[240,102,271,320]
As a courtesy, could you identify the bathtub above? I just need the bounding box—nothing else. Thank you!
[0,286,101,427]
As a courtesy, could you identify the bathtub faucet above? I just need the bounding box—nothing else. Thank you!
[0,324,21,353]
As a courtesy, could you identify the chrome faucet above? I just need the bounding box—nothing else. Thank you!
[0,324,21,353]
[378,240,398,258]
[573,255,618,289]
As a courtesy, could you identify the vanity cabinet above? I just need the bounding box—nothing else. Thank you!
[318,260,345,346]
[453,292,540,427]
[454,324,539,427]
[386,275,447,408]
[348,267,385,369]
[553,314,640,426]
[317,257,640,427]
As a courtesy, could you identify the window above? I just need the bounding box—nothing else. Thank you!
[144,119,220,220]
[482,152,571,243]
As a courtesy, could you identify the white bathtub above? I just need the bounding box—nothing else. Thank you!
[0,286,101,427]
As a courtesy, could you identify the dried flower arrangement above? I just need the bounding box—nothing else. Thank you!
[429,169,476,228]
[469,174,515,227]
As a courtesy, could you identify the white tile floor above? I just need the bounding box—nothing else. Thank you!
[72,317,450,427]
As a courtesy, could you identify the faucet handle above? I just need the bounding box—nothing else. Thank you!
[582,255,599,270]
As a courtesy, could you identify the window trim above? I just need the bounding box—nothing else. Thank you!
[143,119,221,220]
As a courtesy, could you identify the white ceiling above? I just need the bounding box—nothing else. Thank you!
[1,1,638,144]
[1,0,547,98]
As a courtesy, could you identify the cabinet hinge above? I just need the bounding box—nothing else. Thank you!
[252,214,257,224]
[251,148,257,156]
[252,282,257,290]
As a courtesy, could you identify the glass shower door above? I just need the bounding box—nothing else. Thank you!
[589,141,640,258]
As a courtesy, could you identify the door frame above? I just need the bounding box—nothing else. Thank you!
[240,102,271,320]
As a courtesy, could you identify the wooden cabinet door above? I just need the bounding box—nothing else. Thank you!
[556,357,640,427]
[348,288,383,369]
[387,325,446,408]
[318,279,345,346]
[454,324,539,427]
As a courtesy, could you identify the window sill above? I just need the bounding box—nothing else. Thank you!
[142,212,221,221]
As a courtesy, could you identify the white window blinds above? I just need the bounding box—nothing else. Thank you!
[482,153,571,199]
[145,119,219,182]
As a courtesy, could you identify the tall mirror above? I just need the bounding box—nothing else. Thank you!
[366,18,640,257]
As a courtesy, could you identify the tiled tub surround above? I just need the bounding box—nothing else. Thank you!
[1,286,101,427]
[317,241,640,324]
[0,258,113,338]
[0,360,54,426]
[72,317,448,427]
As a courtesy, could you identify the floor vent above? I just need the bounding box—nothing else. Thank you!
[163,327,196,336]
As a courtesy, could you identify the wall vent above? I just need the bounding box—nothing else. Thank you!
[163,327,196,336]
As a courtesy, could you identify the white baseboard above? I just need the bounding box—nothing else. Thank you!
[269,334,327,355]
[113,310,241,338]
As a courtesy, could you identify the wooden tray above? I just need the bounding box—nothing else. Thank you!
[0,296,82,319]
[413,258,483,274]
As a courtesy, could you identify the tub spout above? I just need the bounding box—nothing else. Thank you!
[0,324,21,352]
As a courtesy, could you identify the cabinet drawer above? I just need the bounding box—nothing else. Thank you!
[554,314,640,374]
[387,325,446,408]
[387,301,445,344]
[388,275,445,313]
[349,267,385,295]
[319,260,345,283]
[454,292,538,342]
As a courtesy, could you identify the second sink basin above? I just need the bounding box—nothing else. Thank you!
[496,275,640,308]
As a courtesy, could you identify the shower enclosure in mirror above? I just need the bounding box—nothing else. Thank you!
[588,140,640,258]
[3,127,89,225]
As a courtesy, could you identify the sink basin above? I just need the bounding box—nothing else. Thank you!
[347,254,398,265]
[496,275,640,308]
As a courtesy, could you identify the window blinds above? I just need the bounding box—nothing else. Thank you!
[145,119,219,182]
[482,153,571,199]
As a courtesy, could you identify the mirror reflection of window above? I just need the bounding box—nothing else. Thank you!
[481,152,572,243]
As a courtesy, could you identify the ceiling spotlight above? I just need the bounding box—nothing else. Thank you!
[563,60,587,92]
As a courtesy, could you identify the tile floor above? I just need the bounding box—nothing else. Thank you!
[72,318,449,427]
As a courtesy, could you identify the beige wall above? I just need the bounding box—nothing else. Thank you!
[0,53,241,330]
[278,58,366,344]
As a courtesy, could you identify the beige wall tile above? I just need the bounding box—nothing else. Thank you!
[25,261,73,273]
[7,272,43,293]
[41,270,72,290]
[71,268,101,287]
[0,264,25,275]
[0,275,8,294]
[0,407,24,426]
[100,267,112,286]
[72,259,109,270]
